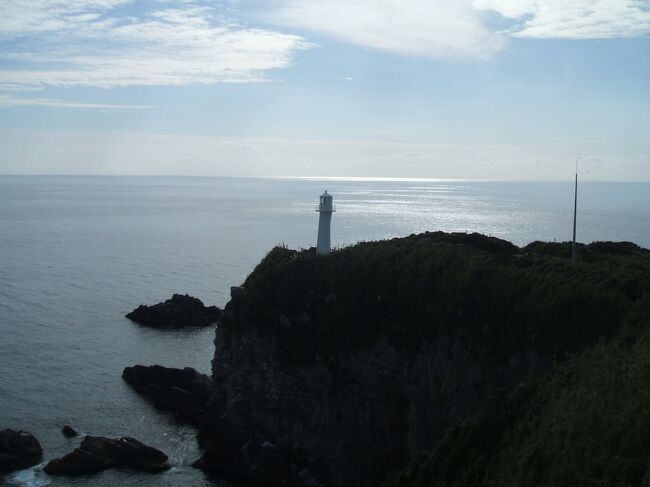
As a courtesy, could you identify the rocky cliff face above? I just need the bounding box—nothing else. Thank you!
[198,233,645,487]
[209,322,548,486]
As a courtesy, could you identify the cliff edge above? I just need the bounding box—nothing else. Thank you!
[197,232,650,487]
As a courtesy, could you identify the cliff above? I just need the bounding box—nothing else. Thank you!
[383,324,650,487]
[197,232,650,486]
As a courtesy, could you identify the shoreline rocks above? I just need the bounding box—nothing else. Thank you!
[62,425,79,438]
[194,427,320,487]
[43,436,170,476]
[122,365,211,426]
[126,294,220,328]
[0,429,43,474]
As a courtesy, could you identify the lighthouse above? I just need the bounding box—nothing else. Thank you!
[316,190,335,255]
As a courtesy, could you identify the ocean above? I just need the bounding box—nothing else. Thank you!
[1,176,648,486]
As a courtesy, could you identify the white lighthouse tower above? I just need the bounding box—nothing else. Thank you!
[316,190,335,255]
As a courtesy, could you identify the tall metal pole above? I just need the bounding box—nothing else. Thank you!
[571,160,578,262]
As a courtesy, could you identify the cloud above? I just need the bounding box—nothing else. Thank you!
[2,130,647,181]
[0,1,130,37]
[260,0,649,60]
[0,94,150,109]
[262,0,505,59]
[472,0,538,19]
[0,0,647,98]
[0,1,312,91]
[474,0,650,39]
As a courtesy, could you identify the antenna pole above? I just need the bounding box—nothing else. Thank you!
[571,160,578,262]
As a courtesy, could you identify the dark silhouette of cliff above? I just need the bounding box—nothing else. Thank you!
[192,231,649,486]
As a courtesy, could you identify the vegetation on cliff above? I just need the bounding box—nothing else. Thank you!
[234,232,648,363]
[383,325,650,487]
[214,231,650,486]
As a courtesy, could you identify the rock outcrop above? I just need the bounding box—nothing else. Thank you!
[0,429,43,473]
[126,294,220,328]
[122,365,211,426]
[194,232,648,487]
[43,436,170,475]
[62,425,79,438]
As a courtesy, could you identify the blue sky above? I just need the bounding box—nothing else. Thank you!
[0,0,648,180]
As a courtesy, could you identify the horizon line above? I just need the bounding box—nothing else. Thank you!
[0,174,648,184]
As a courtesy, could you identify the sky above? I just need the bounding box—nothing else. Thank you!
[0,0,648,180]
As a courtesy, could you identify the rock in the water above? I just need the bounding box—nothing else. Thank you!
[126,294,220,328]
[0,429,43,473]
[122,365,211,426]
[43,436,170,476]
[62,425,79,438]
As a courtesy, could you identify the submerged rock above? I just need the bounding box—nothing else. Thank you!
[43,436,170,476]
[0,429,43,473]
[122,365,211,426]
[62,425,79,438]
[126,294,220,328]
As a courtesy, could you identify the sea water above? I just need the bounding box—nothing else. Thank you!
[0,176,648,486]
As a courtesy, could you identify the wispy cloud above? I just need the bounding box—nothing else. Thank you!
[0,94,150,109]
[0,0,312,92]
[261,0,649,59]
[2,130,647,181]
[475,0,650,39]
[0,1,130,37]
[0,0,647,102]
